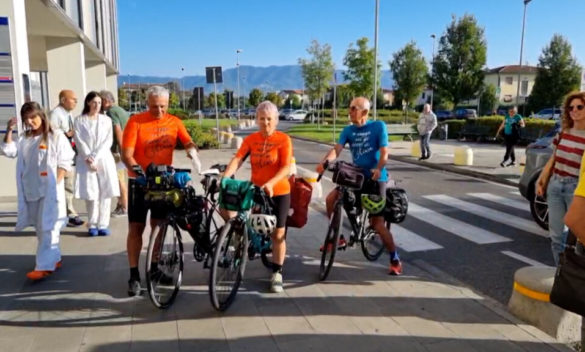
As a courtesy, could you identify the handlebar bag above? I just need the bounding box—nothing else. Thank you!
[332,161,365,189]
[219,178,255,211]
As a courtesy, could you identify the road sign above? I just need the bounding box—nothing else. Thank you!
[205,66,222,84]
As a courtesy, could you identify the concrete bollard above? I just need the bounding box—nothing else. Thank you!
[224,126,232,133]
[223,132,234,144]
[211,127,218,135]
[508,266,581,343]
[231,136,243,149]
[411,142,421,158]
[454,146,473,166]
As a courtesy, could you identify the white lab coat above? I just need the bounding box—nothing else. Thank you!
[0,132,74,232]
[73,114,120,200]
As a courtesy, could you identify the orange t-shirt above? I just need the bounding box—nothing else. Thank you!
[235,131,292,196]
[122,112,193,176]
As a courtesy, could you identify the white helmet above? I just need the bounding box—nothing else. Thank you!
[248,214,277,236]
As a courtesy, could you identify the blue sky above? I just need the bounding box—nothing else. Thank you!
[118,0,585,77]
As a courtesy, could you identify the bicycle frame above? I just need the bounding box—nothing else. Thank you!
[334,185,371,246]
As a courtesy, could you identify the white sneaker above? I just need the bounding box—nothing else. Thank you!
[270,272,284,293]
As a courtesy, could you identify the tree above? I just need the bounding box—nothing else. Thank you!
[206,92,225,109]
[284,95,302,109]
[298,40,335,104]
[389,41,428,108]
[117,88,129,110]
[248,88,263,107]
[479,84,498,115]
[264,92,283,107]
[527,34,582,112]
[343,37,381,98]
[169,92,180,108]
[432,15,487,108]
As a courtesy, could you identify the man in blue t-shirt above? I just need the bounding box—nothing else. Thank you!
[316,97,402,275]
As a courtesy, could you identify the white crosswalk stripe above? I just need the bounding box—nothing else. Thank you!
[467,193,529,211]
[408,203,512,244]
[424,194,547,237]
[391,224,443,252]
[501,250,550,267]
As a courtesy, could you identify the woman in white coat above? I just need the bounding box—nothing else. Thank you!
[0,102,75,280]
[74,91,120,236]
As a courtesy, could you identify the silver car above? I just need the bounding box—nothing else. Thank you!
[518,122,561,230]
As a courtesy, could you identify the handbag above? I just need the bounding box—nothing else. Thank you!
[549,231,585,316]
[331,161,365,189]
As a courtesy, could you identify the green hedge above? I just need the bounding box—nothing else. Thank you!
[435,117,556,142]
[306,109,418,124]
[167,108,190,120]
[182,120,220,149]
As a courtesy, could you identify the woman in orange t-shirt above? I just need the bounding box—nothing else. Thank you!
[223,100,292,293]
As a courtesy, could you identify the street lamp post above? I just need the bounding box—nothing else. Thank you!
[430,34,436,108]
[236,49,242,121]
[372,0,379,120]
[181,67,185,110]
[516,0,532,108]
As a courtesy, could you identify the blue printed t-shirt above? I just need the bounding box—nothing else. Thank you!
[338,120,389,182]
[504,114,522,135]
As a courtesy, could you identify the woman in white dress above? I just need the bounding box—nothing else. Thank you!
[74,91,120,236]
[0,102,75,280]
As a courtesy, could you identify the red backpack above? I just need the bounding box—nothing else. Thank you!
[286,175,313,228]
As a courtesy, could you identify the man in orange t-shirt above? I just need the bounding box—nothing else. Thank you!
[223,100,292,293]
[122,85,197,296]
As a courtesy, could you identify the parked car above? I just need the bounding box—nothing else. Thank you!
[531,108,561,120]
[285,109,308,121]
[518,121,561,230]
[454,108,478,119]
[435,110,453,121]
[278,108,294,120]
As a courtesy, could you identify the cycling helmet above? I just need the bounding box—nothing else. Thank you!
[248,214,277,236]
[361,194,386,215]
[384,188,408,223]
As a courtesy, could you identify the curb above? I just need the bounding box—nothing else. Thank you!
[289,135,519,188]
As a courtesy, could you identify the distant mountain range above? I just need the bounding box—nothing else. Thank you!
[118,65,394,95]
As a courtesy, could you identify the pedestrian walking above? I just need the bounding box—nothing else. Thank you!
[49,90,84,227]
[496,106,525,167]
[74,91,120,237]
[0,102,75,280]
[417,103,438,160]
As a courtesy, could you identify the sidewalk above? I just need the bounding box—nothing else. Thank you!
[388,139,526,187]
[0,147,571,352]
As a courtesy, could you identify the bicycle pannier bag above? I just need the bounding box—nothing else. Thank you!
[332,161,364,189]
[219,178,255,211]
[287,175,313,228]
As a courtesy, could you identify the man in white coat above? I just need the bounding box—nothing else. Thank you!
[49,90,84,227]
[417,103,438,160]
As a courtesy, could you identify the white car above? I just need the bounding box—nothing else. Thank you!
[285,110,308,121]
[532,108,561,120]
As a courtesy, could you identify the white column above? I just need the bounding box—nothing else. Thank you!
[106,73,118,102]
[85,62,106,93]
[46,38,86,116]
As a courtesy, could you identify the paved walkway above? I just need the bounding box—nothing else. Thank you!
[0,144,572,352]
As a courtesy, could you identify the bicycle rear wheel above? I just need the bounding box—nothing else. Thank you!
[146,221,184,309]
[360,220,389,261]
[319,206,342,281]
[209,220,248,311]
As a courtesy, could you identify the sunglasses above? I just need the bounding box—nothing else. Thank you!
[569,105,585,111]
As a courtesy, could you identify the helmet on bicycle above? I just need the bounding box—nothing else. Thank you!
[384,188,408,223]
[248,214,277,236]
[360,194,386,214]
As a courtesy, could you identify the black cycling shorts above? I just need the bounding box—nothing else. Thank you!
[128,178,168,224]
[271,194,291,229]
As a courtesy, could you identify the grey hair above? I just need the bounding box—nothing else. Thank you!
[99,90,115,103]
[146,85,169,99]
[352,97,371,111]
[256,100,278,117]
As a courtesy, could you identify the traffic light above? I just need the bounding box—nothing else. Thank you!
[192,87,204,110]
[224,91,234,109]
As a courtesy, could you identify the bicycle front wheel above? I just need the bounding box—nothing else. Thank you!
[145,220,184,309]
[319,206,342,281]
[360,220,389,261]
[209,220,248,311]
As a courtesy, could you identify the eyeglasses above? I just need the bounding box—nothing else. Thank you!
[349,106,363,111]
[568,105,585,112]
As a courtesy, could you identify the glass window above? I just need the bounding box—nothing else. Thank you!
[64,0,81,29]
[29,72,49,108]
[504,76,513,85]
[520,80,529,97]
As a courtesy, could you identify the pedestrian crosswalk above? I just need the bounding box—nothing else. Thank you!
[379,192,550,267]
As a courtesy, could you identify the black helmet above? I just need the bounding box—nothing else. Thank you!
[384,188,408,223]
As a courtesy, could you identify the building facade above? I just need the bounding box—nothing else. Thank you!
[0,0,119,197]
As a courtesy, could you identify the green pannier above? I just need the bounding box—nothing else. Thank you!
[219,178,255,211]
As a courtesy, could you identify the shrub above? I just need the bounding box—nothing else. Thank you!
[167,108,190,120]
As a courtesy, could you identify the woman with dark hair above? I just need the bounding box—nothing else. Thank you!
[0,102,75,280]
[74,91,119,236]
[535,91,585,265]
